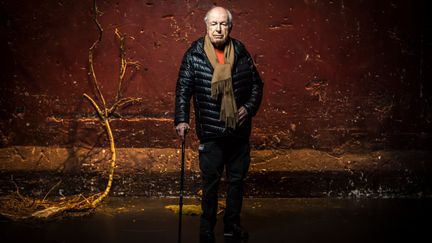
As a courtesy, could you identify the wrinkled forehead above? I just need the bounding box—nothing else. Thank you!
[207,9,229,22]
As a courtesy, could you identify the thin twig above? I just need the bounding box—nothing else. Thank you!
[93,0,103,41]
[83,93,104,119]
[89,0,106,108]
[108,97,142,116]
[11,176,25,201]
[42,180,62,202]
[115,28,126,101]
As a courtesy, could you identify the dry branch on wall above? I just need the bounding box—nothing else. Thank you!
[0,0,141,221]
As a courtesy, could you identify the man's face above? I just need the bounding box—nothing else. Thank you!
[206,8,231,48]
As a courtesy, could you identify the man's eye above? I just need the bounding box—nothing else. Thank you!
[221,23,227,26]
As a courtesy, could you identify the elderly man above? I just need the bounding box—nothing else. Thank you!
[174,6,263,242]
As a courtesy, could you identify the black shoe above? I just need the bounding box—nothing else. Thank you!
[224,224,249,239]
[200,230,215,243]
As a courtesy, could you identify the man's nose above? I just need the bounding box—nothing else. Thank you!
[216,24,221,32]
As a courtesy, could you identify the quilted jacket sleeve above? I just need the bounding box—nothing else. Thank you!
[174,51,194,126]
[242,51,264,117]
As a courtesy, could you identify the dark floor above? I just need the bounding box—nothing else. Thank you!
[1,197,431,243]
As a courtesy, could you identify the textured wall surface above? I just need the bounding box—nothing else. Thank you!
[1,146,431,197]
[0,1,431,198]
[1,0,430,150]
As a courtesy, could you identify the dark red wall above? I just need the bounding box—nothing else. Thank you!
[0,0,430,150]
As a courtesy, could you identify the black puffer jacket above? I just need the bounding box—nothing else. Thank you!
[175,37,263,142]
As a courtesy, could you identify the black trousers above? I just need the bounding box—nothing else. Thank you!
[198,137,251,232]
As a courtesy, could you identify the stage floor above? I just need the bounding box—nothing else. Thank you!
[1,197,430,243]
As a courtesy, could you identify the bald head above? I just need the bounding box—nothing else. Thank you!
[204,6,233,48]
[204,7,233,28]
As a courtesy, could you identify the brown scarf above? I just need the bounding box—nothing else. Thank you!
[204,35,238,129]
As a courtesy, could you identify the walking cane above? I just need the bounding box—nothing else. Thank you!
[177,136,186,243]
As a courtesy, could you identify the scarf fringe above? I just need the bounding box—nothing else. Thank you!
[211,78,232,98]
[212,79,238,129]
[224,116,238,129]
